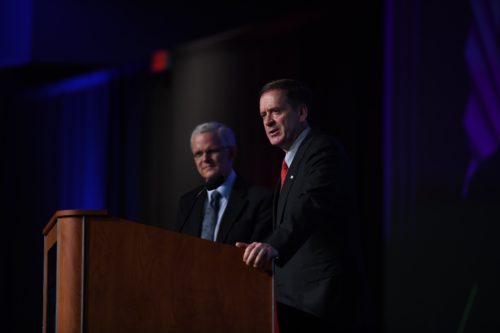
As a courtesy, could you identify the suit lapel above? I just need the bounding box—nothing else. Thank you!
[276,130,315,225]
[215,177,248,242]
[181,191,206,237]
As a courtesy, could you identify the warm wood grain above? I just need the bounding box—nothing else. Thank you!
[43,210,107,236]
[57,217,84,333]
[85,218,272,333]
[42,211,272,333]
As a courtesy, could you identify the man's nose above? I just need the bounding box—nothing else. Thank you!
[201,152,212,162]
[264,115,274,126]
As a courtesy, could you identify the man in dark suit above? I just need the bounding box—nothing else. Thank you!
[173,121,272,245]
[237,79,365,332]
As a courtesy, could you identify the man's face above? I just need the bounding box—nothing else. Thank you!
[259,89,307,151]
[191,131,233,182]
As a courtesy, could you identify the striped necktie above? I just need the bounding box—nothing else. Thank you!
[201,191,221,241]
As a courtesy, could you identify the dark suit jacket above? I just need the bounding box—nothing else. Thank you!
[267,129,363,324]
[174,177,273,244]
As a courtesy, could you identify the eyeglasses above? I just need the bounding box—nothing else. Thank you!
[193,146,229,160]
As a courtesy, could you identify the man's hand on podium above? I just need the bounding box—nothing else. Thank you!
[235,242,278,273]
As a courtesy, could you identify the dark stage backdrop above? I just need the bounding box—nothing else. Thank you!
[385,0,500,332]
[0,7,383,332]
[6,0,500,331]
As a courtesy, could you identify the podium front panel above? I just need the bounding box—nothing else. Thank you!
[84,218,272,333]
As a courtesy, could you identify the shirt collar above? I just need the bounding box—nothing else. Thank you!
[284,127,311,167]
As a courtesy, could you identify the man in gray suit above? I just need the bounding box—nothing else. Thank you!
[173,121,272,245]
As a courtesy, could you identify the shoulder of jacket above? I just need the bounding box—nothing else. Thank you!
[180,185,205,201]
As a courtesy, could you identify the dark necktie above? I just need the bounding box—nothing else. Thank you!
[201,191,221,241]
[280,159,288,190]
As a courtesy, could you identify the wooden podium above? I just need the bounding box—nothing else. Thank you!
[42,210,273,333]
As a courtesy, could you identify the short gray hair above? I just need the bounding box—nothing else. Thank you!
[190,122,236,147]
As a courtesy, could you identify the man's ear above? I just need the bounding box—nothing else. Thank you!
[298,104,308,122]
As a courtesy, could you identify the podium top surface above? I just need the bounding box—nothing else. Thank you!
[43,209,108,235]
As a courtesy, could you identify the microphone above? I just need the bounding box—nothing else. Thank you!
[178,174,225,232]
